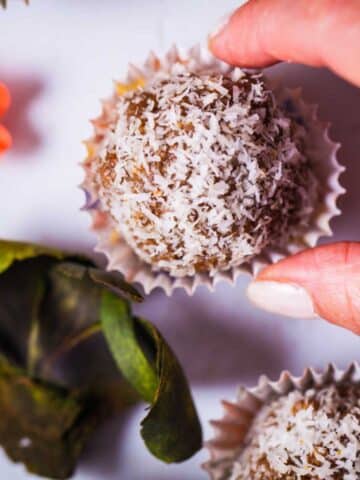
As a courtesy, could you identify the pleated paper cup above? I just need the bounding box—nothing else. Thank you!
[204,362,360,479]
[82,45,345,295]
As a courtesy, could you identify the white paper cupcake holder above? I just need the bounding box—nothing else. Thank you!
[81,45,345,295]
[204,362,360,480]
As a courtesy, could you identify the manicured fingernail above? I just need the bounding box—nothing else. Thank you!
[247,281,316,319]
[209,12,232,42]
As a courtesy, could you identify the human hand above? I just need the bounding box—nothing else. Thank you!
[246,243,360,334]
[209,0,360,87]
[209,0,360,333]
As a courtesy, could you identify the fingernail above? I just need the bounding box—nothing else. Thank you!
[209,12,232,42]
[247,281,316,319]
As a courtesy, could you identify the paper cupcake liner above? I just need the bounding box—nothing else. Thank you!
[204,362,360,480]
[81,45,345,296]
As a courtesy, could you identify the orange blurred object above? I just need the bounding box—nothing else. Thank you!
[0,83,11,117]
[0,82,12,155]
[0,124,12,154]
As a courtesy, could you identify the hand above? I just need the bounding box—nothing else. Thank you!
[209,0,360,87]
[247,243,360,334]
[209,0,360,333]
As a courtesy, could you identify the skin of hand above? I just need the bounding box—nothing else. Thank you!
[209,0,360,333]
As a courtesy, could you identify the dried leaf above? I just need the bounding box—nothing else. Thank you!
[89,267,143,302]
[0,355,101,479]
[0,239,201,477]
[101,291,203,463]
[0,240,140,477]
[0,240,63,275]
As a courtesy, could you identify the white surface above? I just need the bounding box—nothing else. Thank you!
[0,1,360,479]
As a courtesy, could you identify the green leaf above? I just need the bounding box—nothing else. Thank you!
[101,290,202,463]
[0,240,141,478]
[0,254,53,367]
[33,261,104,380]
[34,261,142,381]
[0,239,200,475]
[0,355,102,479]
[0,239,64,275]
[0,240,142,381]
[101,296,157,403]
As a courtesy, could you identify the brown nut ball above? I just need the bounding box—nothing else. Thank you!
[91,67,318,277]
[231,384,360,480]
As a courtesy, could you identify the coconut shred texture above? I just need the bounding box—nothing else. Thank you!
[92,65,318,277]
[230,385,360,480]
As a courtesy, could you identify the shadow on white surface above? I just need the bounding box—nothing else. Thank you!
[137,286,289,385]
[80,414,134,477]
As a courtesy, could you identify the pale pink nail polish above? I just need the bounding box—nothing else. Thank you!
[247,281,316,319]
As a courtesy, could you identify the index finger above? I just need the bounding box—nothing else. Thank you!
[209,0,360,87]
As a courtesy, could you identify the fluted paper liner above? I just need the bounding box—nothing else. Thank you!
[81,45,345,295]
[204,362,360,480]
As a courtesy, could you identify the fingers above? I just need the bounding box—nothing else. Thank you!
[209,0,360,87]
[247,243,360,334]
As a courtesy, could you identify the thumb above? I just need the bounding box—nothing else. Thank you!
[247,242,360,334]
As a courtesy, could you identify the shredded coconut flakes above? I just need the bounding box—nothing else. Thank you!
[93,65,318,277]
[231,385,360,480]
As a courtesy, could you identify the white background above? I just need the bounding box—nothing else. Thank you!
[0,0,360,478]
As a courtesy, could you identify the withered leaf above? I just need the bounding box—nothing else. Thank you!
[101,291,203,463]
[0,239,202,476]
[0,240,140,477]
[0,354,102,479]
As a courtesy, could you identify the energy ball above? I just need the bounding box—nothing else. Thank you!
[91,68,318,277]
[231,384,360,480]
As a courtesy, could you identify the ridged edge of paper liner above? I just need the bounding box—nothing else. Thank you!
[203,362,360,480]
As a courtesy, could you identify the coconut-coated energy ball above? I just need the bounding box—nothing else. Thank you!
[231,384,360,480]
[94,68,318,277]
